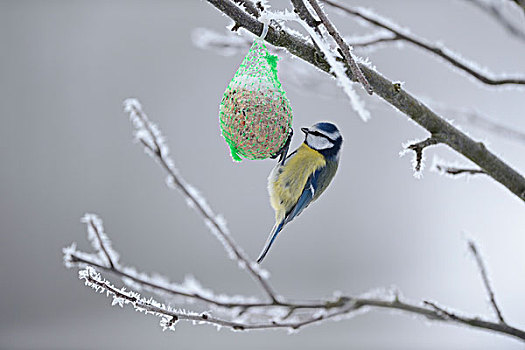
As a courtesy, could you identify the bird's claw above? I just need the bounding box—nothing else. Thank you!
[271,128,293,165]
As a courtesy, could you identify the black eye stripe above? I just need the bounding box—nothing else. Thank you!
[309,131,336,142]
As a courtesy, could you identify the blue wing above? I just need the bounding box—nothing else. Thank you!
[283,170,319,225]
[279,159,340,232]
[256,168,323,263]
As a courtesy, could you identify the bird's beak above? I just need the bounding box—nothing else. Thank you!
[301,127,309,134]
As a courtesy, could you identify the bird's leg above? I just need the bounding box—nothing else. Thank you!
[279,129,292,165]
[271,128,293,165]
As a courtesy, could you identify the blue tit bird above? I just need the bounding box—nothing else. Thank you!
[256,122,343,264]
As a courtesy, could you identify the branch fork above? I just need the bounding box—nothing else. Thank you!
[406,137,441,173]
[303,0,373,95]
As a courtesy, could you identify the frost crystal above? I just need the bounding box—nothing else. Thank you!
[160,317,177,331]
[62,243,77,268]
[112,296,125,307]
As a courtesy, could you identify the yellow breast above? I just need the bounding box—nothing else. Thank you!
[268,144,326,222]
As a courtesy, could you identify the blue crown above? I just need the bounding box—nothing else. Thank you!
[314,122,339,134]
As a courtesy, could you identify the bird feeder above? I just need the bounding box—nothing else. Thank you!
[219,39,293,161]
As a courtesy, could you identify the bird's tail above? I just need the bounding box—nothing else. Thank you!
[256,220,285,264]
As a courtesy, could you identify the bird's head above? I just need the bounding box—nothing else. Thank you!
[301,122,343,159]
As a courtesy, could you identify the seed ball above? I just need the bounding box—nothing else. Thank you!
[220,88,292,160]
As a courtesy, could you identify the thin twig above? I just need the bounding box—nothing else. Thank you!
[71,251,333,310]
[435,165,487,176]
[467,240,506,323]
[424,301,463,321]
[351,34,400,48]
[305,0,373,94]
[88,221,115,269]
[464,0,525,41]
[70,251,259,309]
[321,0,525,86]
[206,0,525,202]
[124,100,280,303]
[66,216,329,310]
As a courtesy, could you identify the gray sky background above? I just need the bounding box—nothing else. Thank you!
[1,0,525,349]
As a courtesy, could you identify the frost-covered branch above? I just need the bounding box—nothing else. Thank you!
[83,264,525,334]
[467,239,506,323]
[80,213,119,269]
[304,0,373,95]
[65,214,342,311]
[73,266,402,332]
[122,99,279,303]
[65,215,262,309]
[322,0,525,87]
[260,9,371,121]
[206,0,525,202]
[65,217,525,340]
[290,0,321,33]
[64,97,525,341]
[79,266,287,332]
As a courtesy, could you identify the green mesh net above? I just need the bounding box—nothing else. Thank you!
[219,39,293,161]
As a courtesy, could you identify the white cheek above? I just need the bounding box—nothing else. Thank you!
[307,134,333,150]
